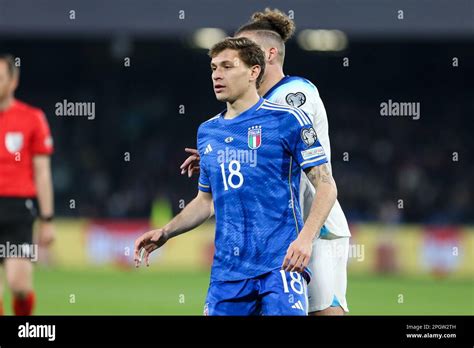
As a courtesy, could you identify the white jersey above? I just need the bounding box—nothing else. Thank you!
[264,75,351,238]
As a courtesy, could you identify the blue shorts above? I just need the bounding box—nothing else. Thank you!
[204,269,308,316]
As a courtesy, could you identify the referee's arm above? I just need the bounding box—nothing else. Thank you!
[33,155,55,246]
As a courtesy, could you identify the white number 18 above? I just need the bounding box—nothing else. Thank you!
[280,270,304,295]
[220,160,244,190]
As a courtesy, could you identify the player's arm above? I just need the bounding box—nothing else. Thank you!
[282,163,337,273]
[31,109,55,247]
[160,190,214,240]
[33,155,55,247]
[134,190,213,267]
[33,155,54,218]
[301,163,337,239]
[280,107,337,273]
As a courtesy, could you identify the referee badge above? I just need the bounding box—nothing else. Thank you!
[5,132,24,154]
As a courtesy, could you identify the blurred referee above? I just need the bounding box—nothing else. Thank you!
[0,54,55,315]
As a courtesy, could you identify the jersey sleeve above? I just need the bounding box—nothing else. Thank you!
[280,108,328,171]
[272,78,331,162]
[272,79,322,124]
[197,125,211,193]
[31,110,54,155]
[198,166,211,192]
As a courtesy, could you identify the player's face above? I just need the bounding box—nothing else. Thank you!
[0,61,17,102]
[210,49,255,103]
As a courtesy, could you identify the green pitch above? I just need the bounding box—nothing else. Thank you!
[2,267,473,315]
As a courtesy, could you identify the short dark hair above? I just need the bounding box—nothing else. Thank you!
[208,37,266,89]
[0,54,19,78]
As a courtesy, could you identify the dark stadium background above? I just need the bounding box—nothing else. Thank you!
[3,39,472,222]
[0,0,472,315]
[2,38,474,223]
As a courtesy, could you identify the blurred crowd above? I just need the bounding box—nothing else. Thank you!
[4,39,472,223]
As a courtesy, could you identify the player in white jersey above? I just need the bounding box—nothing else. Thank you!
[180,9,350,315]
[260,77,351,314]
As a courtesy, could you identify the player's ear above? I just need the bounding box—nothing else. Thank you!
[267,47,278,63]
[249,64,261,84]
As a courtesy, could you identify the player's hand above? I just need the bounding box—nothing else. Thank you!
[180,148,201,177]
[134,229,168,268]
[282,235,313,273]
[37,221,55,247]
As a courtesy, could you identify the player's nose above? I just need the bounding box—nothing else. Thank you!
[212,71,223,81]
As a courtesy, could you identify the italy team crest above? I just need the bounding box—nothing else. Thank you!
[248,126,262,149]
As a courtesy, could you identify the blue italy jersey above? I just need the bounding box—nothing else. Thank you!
[197,97,328,282]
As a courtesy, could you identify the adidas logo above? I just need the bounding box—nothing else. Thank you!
[291,300,304,311]
[204,144,213,154]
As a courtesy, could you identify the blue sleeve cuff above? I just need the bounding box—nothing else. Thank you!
[300,156,328,170]
[198,182,211,192]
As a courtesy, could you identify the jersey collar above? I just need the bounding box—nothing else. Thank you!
[218,97,265,123]
[0,98,17,114]
[262,75,292,100]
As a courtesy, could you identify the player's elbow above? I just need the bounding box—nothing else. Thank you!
[196,190,214,219]
[210,202,215,218]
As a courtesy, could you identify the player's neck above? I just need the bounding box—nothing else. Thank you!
[258,67,285,97]
[225,90,260,119]
[0,96,14,112]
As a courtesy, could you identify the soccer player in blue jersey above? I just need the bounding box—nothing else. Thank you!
[180,9,351,315]
[134,37,338,316]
